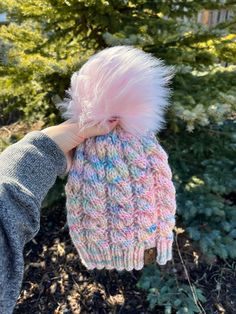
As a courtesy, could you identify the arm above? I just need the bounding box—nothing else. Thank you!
[0,118,118,314]
[0,131,67,314]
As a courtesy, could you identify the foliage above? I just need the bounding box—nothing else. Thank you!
[42,177,66,209]
[0,0,236,126]
[162,119,236,263]
[0,0,236,311]
[137,264,206,313]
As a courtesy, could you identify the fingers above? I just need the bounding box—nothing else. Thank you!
[60,118,75,125]
[79,118,119,138]
[64,151,73,173]
[107,119,119,130]
[56,118,120,144]
[98,119,119,135]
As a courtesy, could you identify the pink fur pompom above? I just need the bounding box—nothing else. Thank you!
[58,45,175,136]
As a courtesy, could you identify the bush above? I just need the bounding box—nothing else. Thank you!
[1,1,235,311]
[137,264,207,313]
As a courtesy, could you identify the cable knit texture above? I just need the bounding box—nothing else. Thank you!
[60,45,177,271]
[65,125,176,271]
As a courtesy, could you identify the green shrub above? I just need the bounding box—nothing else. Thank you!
[1,0,235,310]
[137,264,206,313]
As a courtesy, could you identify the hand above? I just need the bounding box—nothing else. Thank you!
[41,118,119,173]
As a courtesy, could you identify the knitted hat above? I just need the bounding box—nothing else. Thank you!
[60,45,177,271]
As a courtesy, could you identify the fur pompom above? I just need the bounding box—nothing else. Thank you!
[58,45,175,136]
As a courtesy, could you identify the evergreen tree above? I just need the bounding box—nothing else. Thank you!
[0,0,236,295]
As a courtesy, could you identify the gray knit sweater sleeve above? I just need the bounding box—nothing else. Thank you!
[0,131,67,314]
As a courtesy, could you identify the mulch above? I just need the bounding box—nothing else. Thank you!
[13,201,236,314]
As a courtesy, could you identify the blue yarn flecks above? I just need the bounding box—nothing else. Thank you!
[96,133,110,142]
[133,184,145,194]
[90,154,101,164]
[110,132,119,144]
[70,168,83,178]
[108,175,123,184]
[138,198,151,210]
[121,140,129,147]
[166,233,174,240]
[88,173,99,183]
[75,149,84,159]
[109,203,121,214]
[122,239,133,247]
[130,166,145,177]
[147,224,157,233]
[93,162,104,171]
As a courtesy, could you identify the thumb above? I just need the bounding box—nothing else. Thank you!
[81,119,119,138]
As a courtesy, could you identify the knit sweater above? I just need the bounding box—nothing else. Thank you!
[0,131,67,314]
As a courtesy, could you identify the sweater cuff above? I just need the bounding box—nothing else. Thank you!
[0,131,67,205]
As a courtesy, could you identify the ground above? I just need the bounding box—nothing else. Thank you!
[13,201,236,314]
[1,122,235,314]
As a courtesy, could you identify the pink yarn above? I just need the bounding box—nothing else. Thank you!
[65,126,176,270]
[60,46,177,271]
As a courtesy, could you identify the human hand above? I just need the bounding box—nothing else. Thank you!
[41,117,119,173]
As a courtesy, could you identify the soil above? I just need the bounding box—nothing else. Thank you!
[13,201,236,314]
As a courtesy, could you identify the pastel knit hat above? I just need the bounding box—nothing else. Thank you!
[60,45,177,271]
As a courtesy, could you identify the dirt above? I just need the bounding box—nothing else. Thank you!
[2,121,236,313]
[13,201,236,314]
